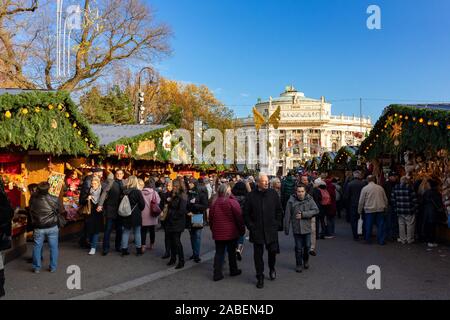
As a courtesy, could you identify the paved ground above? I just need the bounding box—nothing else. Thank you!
[3,219,450,300]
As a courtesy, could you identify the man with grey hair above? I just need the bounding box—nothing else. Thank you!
[358,175,388,245]
[244,174,283,289]
[344,171,367,240]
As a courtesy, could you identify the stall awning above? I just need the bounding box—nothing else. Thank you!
[91,124,169,146]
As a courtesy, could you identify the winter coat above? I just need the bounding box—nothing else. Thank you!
[166,193,188,233]
[209,195,245,241]
[106,180,124,219]
[358,182,388,214]
[29,193,61,229]
[121,188,145,229]
[391,183,418,216]
[243,188,283,245]
[284,194,319,235]
[326,180,337,217]
[422,188,445,224]
[141,187,161,227]
[344,179,367,209]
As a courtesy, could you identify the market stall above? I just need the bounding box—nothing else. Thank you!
[0,89,98,260]
[319,152,337,173]
[360,104,450,242]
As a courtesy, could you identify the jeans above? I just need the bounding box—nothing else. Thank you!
[364,212,386,244]
[141,226,156,247]
[121,226,142,249]
[103,218,122,252]
[32,226,59,271]
[385,207,399,240]
[398,214,416,243]
[238,235,245,245]
[214,239,239,277]
[294,233,311,266]
[190,228,202,258]
[169,232,184,263]
[253,243,277,277]
[327,216,336,235]
[161,221,171,255]
[90,233,100,249]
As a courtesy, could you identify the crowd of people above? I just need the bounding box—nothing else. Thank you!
[0,166,447,296]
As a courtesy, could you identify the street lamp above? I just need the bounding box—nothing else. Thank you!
[136,67,158,124]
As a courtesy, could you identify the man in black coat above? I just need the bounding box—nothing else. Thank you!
[244,174,283,289]
[98,170,125,255]
[344,171,367,240]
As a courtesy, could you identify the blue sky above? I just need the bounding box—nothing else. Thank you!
[147,0,450,121]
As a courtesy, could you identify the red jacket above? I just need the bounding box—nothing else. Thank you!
[325,179,337,216]
[209,195,245,241]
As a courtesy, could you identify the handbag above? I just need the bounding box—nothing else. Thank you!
[191,213,204,228]
[150,193,162,217]
[78,199,92,216]
[57,214,67,228]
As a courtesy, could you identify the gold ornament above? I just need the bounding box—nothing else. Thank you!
[58,104,63,110]
[35,107,40,113]
[85,138,88,142]
[73,123,77,128]
[419,118,424,123]
[22,108,28,115]
[5,111,12,118]
[51,119,58,129]
[65,112,70,118]
[48,104,54,110]
[434,122,439,127]
[390,122,403,139]
[78,130,81,135]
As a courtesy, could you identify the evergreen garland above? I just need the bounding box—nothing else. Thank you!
[0,91,98,155]
[361,105,450,160]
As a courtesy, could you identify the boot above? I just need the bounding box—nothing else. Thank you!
[136,247,143,256]
[256,275,264,289]
[167,256,176,266]
[175,260,185,269]
[0,269,5,298]
[161,252,171,259]
[121,249,130,257]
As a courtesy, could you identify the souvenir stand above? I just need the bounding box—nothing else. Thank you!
[360,104,450,242]
[0,89,98,261]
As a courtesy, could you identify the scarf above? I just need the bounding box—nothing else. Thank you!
[90,186,102,205]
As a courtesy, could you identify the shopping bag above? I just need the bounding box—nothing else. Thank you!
[191,214,204,228]
[357,216,363,236]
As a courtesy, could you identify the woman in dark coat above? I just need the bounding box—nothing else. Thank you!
[0,178,14,297]
[422,179,444,247]
[79,176,104,255]
[120,176,145,256]
[165,179,188,269]
[159,181,173,259]
[231,181,248,260]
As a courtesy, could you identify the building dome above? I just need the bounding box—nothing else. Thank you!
[280,85,305,98]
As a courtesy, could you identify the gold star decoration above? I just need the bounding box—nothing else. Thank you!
[390,122,402,139]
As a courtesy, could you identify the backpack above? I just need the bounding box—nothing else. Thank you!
[319,189,331,206]
[118,195,137,217]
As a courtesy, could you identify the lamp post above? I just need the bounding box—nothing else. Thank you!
[136,67,157,124]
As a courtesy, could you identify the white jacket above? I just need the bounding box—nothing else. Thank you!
[358,182,388,214]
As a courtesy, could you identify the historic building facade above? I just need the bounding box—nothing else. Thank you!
[237,86,372,175]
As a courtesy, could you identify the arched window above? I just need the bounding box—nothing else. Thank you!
[332,142,338,152]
